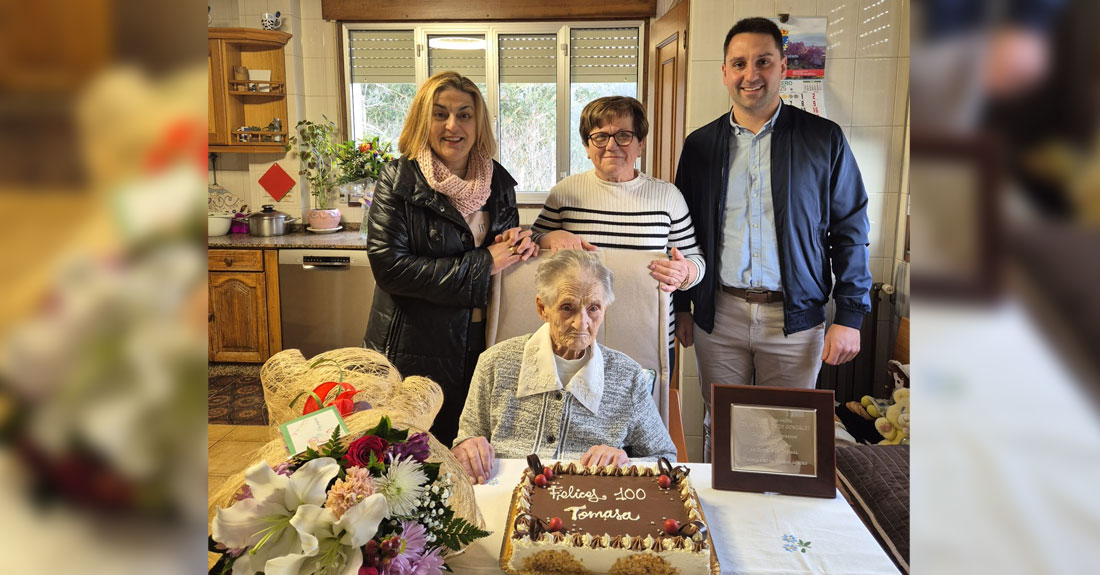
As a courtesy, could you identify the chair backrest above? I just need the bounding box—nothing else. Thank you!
[486,249,671,425]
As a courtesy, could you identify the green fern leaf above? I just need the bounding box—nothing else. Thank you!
[434,516,490,552]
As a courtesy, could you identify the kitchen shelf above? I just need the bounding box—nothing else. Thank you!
[228,80,286,95]
[209,27,291,154]
[231,129,288,144]
[227,91,287,96]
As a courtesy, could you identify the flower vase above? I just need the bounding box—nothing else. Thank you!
[359,178,377,239]
[307,208,341,230]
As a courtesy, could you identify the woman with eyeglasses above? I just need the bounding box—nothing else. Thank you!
[531,96,705,355]
[364,71,537,446]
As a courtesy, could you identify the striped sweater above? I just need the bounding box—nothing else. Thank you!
[532,170,706,346]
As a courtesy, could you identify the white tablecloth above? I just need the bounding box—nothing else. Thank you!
[447,459,900,575]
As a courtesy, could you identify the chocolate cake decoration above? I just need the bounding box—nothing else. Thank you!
[526,454,544,476]
[513,512,553,539]
[657,456,691,486]
[677,519,708,541]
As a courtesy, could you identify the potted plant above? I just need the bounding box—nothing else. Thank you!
[286,117,342,230]
[335,135,395,210]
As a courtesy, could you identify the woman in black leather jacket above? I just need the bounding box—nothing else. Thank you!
[364,72,537,445]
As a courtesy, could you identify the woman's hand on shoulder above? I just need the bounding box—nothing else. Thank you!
[537,230,598,252]
[451,436,496,484]
[488,228,533,275]
[495,227,538,261]
[650,247,694,293]
[579,445,628,468]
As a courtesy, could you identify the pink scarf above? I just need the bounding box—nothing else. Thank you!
[416,147,494,217]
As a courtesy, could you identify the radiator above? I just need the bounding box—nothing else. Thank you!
[816,281,899,403]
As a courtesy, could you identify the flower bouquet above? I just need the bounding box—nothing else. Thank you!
[335,135,394,213]
[209,416,488,575]
[336,136,394,185]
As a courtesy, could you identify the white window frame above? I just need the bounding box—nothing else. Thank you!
[341,21,645,204]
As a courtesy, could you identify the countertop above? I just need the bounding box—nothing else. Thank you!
[208,229,367,249]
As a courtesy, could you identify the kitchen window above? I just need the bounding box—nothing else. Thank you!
[342,22,644,202]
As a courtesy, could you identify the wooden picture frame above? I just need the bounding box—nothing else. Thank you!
[909,133,1000,300]
[711,384,836,499]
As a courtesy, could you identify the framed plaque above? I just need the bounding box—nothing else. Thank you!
[711,384,836,498]
[909,133,1000,301]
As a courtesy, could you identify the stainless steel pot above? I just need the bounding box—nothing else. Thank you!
[248,205,297,236]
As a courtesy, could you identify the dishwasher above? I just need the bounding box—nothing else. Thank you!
[279,249,376,358]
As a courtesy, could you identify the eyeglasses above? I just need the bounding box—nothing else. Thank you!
[587,131,636,147]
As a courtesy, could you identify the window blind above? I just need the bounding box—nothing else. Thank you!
[569,28,639,83]
[348,30,415,83]
[428,35,486,83]
[498,34,557,83]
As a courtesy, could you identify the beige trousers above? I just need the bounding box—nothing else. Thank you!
[693,290,825,462]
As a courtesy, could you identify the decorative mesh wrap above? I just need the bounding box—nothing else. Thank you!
[259,347,439,434]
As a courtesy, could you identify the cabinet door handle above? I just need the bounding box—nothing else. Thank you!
[224,257,233,267]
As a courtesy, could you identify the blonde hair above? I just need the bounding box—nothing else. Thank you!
[398,71,496,160]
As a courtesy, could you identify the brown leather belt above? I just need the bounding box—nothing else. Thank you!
[721,285,784,304]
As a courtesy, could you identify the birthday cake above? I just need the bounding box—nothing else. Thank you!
[500,455,716,575]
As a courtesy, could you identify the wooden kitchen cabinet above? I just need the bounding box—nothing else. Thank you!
[208,249,283,363]
[208,28,292,153]
[209,38,228,145]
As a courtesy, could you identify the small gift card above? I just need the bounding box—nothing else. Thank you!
[280,406,349,455]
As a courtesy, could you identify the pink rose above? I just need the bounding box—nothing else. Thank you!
[345,435,389,467]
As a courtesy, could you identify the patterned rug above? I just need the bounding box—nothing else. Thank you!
[208,373,269,425]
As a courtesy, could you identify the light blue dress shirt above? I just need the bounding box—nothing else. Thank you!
[720,100,784,291]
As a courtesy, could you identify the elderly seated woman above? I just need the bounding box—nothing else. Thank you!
[450,250,677,483]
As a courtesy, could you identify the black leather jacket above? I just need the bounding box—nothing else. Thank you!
[363,156,519,425]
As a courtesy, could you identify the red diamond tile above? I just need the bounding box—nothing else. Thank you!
[259,163,296,202]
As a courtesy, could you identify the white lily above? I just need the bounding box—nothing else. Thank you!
[265,493,389,575]
[212,458,341,575]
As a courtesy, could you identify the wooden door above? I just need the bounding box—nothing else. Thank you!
[208,39,227,145]
[209,271,269,362]
[651,0,690,407]
[650,0,688,184]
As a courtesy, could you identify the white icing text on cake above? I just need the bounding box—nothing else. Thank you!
[562,505,641,521]
[547,485,607,503]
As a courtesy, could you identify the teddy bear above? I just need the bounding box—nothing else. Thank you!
[840,361,910,444]
[873,387,910,445]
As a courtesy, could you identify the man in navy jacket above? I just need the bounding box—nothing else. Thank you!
[673,18,871,461]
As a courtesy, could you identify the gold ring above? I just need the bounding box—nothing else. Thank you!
[508,246,516,255]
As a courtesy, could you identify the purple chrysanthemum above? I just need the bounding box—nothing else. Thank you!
[380,521,429,575]
[411,547,445,575]
[398,520,427,556]
[388,433,431,463]
[233,484,252,501]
